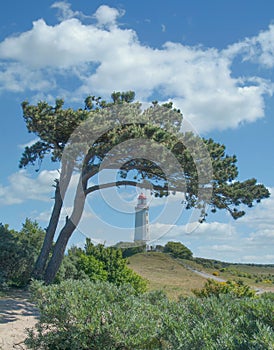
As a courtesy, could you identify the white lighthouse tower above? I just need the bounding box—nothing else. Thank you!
[134,193,149,242]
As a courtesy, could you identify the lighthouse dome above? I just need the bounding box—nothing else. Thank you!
[136,192,148,209]
[138,193,147,200]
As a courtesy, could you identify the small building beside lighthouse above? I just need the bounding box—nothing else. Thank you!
[134,193,149,242]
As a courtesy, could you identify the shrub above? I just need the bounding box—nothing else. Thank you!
[25,280,274,350]
[192,279,256,298]
[163,241,193,259]
[56,239,147,294]
[114,241,147,258]
[26,280,164,350]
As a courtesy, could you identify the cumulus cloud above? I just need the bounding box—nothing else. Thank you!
[0,169,59,205]
[94,5,124,28]
[0,4,273,133]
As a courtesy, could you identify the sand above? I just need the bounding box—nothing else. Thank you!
[0,291,38,350]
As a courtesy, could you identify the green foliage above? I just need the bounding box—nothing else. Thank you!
[54,247,89,282]
[0,223,19,285]
[77,254,108,281]
[56,239,147,294]
[114,241,147,258]
[26,280,274,350]
[164,241,193,260]
[0,219,45,287]
[194,257,228,269]
[192,279,256,298]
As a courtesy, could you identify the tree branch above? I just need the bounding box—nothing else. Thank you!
[85,180,172,195]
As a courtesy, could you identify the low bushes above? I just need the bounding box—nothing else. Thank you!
[192,279,256,298]
[25,279,274,349]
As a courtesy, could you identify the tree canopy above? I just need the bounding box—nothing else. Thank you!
[20,91,270,283]
[0,219,45,286]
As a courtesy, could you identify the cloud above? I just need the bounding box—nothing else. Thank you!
[94,5,124,28]
[210,244,241,252]
[18,137,40,149]
[148,216,274,264]
[0,169,59,205]
[226,24,274,68]
[0,4,273,132]
[51,1,83,21]
[239,187,274,231]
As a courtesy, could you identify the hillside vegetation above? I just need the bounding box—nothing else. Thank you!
[128,252,206,299]
[128,252,274,299]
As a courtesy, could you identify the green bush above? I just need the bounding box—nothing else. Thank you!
[0,219,45,287]
[121,244,147,258]
[26,280,164,350]
[192,279,256,298]
[113,241,147,257]
[56,239,147,294]
[163,241,193,259]
[25,280,274,350]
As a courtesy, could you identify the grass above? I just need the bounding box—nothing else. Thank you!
[128,252,206,299]
[128,252,274,298]
[180,258,274,284]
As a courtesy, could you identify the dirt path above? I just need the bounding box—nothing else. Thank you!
[0,290,39,350]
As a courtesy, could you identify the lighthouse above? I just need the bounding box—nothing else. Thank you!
[134,193,149,242]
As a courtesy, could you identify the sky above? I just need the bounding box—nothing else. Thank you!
[0,0,274,263]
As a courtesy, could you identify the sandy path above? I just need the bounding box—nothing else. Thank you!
[0,291,39,350]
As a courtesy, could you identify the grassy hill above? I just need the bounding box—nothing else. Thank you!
[128,252,207,299]
[128,252,274,299]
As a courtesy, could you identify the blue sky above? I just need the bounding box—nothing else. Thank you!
[1,0,274,263]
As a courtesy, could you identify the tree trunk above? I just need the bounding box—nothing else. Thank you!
[32,160,74,279]
[32,180,62,279]
[43,218,76,284]
[43,174,87,284]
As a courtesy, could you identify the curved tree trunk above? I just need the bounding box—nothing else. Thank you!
[32,160,74,279]
[43,218,77,284]
[32,179,62,279]
[43,174,87,284]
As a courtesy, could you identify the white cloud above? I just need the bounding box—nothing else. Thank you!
[18,137,40,149]
[210,244,241,252]
[149,220,236,243]
[51,1,82,21]
[0,169,59,205]
[94,5,123,28]
[226,24,274,68]
[0,4,273,133]
[239,187,274,231]
[148,216,274,264]
[34,208,53,222]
